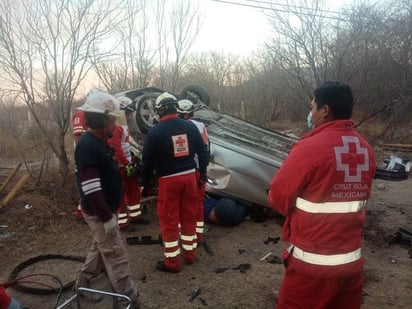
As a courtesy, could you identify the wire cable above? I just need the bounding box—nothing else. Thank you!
[209,0,350,21]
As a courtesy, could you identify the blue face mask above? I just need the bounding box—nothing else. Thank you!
[307,111,314,130]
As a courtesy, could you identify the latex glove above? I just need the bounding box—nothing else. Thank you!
[198,173,208,187]
[125,163,135,178]
[103,217,118,236]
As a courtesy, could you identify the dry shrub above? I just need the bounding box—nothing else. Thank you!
[0,167,79,234]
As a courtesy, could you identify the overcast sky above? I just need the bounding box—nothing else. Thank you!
[191,0,354,56]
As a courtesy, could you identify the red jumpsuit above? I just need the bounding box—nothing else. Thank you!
[107,124,142,229]
[189,118,209,246]
[141,114,209,271]
[72,110,87,219]
[268,120,376,309]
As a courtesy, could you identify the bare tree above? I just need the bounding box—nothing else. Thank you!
[265,0,360,97]
[341,0,412,140]
[0,0,120,182]
[169,0,203,91]
[151,0,203,91]
[93,0,156,92]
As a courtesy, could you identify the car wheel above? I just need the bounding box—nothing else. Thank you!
[135,92,160,134]
[180,84,210,106]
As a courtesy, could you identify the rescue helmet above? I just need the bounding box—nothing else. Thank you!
[177,99,194,114]
[214,198,247,226]
[78,90,120,116]
[155,92,178,109]
[117,96,135,112]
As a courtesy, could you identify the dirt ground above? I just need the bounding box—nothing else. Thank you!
[0,150,411,309]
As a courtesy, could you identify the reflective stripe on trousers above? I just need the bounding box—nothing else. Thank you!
[164,240,180,258]
[292,245,362,266]
[296,198,367,213]
[181,234,195,251]
[118,212,128,225]
[127,203,142,218]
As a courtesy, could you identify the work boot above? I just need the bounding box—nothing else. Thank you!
[155,261,180,273]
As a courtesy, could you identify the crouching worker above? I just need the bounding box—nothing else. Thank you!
[74,90,140,307]
[204,197,247,226]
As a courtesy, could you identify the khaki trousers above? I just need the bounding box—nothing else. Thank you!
[78,212,138,302]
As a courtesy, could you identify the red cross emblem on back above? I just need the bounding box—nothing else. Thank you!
[172,134,189,157]
[334,136,369,182]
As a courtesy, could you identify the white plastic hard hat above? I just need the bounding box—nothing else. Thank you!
[177,99,194,114]
[78,91,120,116]
[155,92,177,109]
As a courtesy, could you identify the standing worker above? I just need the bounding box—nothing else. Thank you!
[107,96,145,230]
[72,109,87,219]
[177,99,210,247]
[141,92,209,273]
[74,90,140,307]
[267,82,376,309]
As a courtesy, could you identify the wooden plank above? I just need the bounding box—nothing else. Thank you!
[382,144,412,149]
[0,173,31,208]
[0,163,22,194]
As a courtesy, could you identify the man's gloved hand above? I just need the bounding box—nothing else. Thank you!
[141,187,153,198]
[103,217,118,236]
[198,173,208,187]
[125,163,135,178]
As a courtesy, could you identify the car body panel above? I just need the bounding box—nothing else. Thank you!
[116,87,298,208]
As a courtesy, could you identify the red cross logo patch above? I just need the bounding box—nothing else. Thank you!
[334,136,369,182]
[172,134,189,157]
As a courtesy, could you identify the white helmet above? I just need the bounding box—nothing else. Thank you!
[177,99,194,114]
[155,92,177,109]
[78,91,120,116]
[117,96,134,112]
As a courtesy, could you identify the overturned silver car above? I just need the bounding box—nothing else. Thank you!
[115,85,297,208]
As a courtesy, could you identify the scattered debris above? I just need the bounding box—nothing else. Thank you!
[139,274,147,283]
[199,297,208,305]
[0,225,11,238]
[188,288,201,302]
[375,155,410,181]
[377,183,385,190]
[215,263,252,274]
[266,255,283,264]
[260,252,275,261]
[232,263,251,273]
[259,252,283,264]
[126,235,162,245]
[214,267,229,274]
[384,155,411,172]
[202,240,214,256]
[389,227,412,246]
[264,236,280,244]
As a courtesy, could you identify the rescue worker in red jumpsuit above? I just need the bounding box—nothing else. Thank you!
[176,99,210,247]
[268,82,376,309]
[72,109,87,219]
[107,96,144,230]
[141,92,209,273]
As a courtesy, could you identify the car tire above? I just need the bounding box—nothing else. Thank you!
[180,85,210,106]
[135,92,161,134]
[374,168,409,181]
